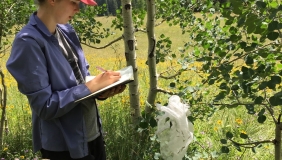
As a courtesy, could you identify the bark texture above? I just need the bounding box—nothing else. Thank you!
[121,0,141,125]
[145,0,157,113]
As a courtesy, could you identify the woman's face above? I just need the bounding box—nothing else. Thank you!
[53,0,80,24]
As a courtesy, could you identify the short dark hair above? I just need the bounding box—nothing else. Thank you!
[34,0,46,5]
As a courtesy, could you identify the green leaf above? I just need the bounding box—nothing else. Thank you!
[258,81,268,90]
[232,2,242,15]
[221,146,230,153]
[274,91,282,97]
[170,82,176,88]
[219,51,227,58]
[233,143,242,152]
[245,104,255,114]
[271,76,281,84]
[226,131,233,139]
[256,64,265,73]
[150,117,157,128]
[268,21,279,31]
[252,147,256,153]
[240,133,248,139]
[237,17,245,27]
[258,115,267,123]
[231,85,239,90]
[267,80,276,89]
[139,122,148,129]
[229,26,238,34]
[165,117,170,123]
[247,24,256,34]
[230,35,241,42]
[269,96,282,106]
[270,1,278,8]
[267,32,279,40]
[256,1,267,8]
[160,34,165,38]
[244,46,255,52]
[214,91,227,101]
[219,83,228,90]
[208,79,215,85]
[245,55,254,65]
[258,108,266,116]
[225,19,234,25]
[254,96,263,104]
[220,139,227,144]
[239,42,247,49]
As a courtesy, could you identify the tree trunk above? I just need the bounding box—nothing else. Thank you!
[145,0,157,113]
[0,70,7,151]
[275,120,282,160]
[0,2,3,49]
[121,0,141,125]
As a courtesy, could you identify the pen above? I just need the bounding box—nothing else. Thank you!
[96,66,107,72]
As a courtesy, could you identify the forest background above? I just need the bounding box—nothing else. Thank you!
[0,0,282,159]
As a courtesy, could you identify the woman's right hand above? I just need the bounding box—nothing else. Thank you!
[85,71,121,93]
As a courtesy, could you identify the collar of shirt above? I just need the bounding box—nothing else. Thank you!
[29,12,53,37]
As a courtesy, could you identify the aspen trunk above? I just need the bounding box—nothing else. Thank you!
[275,121,282,160]
[145,0,157,113]
[121,0,141,125]
[0,69,7,151]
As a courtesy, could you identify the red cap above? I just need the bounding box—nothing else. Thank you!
[81,0,97,6]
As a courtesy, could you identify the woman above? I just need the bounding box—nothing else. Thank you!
[6,0,126,159]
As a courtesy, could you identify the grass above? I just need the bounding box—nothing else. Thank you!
[0,13,276,159]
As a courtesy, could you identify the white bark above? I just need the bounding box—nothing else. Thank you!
[145,0,158,113]
[121,0,141,125]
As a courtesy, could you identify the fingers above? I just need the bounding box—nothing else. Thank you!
[86,71,121,93]
[98,85,127,99]
[100,71,121,83]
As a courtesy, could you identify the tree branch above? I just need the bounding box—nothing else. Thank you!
[196,102,267,106]
[223,42,276,65]
[232,90,241,104]
[135,28,147,33]
[159,68,182,79]
[4,3,16,17]
[229,138,274,148]
[264,99,277,123]
[156,87,175,95]
[194,141,214,159]
[0,46,11,56]
[81,36,123,49]
[159,65,205,80]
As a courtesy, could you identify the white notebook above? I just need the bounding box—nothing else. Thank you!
[75,65,134,103]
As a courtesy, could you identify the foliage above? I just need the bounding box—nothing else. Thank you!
[152,0,282,158]
[71,5,111,45]
[95,0,145,16]
[1,0,282,159]
[0,0,36,55]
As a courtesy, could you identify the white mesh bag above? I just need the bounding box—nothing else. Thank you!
[156,95,194,160]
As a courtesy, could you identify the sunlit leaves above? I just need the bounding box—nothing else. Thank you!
[71,5,111,44]
[0,0,36,54]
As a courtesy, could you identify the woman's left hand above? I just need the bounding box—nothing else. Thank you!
[97,84,126,99]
